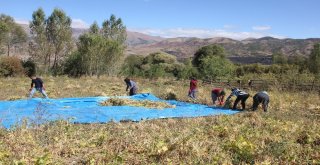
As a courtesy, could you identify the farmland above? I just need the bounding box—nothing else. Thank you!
[0,76,319,164]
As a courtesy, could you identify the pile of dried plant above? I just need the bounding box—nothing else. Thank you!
[100,98,176,109]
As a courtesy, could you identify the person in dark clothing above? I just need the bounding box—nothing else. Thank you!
[251,91,269,112]
[225,88,249,110]
[124,78,138,96]
[188,77,197,99]
[29,76,49,99]
[211,88,226,106]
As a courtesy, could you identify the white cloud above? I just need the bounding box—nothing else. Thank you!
[128,27,284,40]
[223,25,235,29]
[14,18,29,25]
[71,19,89,29]
[252,26,271,31]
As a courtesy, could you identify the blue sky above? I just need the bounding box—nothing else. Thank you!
[0,0,319,39]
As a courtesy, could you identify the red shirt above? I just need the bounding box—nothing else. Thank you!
[190,79,197,91]
[212,88,223,95]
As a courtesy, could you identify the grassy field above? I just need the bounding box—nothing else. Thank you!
[0,76,319,164]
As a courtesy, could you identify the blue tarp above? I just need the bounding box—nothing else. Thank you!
[0,93,239,128]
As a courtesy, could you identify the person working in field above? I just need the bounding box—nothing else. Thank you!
[124,78,138,96]
[225,88,249,110]
[29,75,49,99]
[188,77,198,99]
[211,87,226,106]
[251,91,269,112]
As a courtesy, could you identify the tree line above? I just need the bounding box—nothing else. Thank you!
[0,8,320,82]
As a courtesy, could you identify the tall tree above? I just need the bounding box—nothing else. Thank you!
[89,21,100,34]
[29,8,52,72]
[309,43,320,75]
[192,44,225,67]
[46,8,73,74]
[102,14,127,45]
[0,14,27,56]
[101,15,126,75]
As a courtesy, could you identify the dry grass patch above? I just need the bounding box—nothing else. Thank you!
[100,98,176,109]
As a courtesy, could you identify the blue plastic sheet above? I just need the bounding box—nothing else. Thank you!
[0,93,239,128]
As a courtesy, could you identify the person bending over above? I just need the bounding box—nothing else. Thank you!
[124,78,138,96]
[225,88,249,110]
[211,87,226,106]
[251,91,269,112]
[29,75,49,99]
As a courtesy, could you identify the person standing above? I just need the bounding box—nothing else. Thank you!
[188,77,197,99]
[211,87,226,106]
[225,88,249,110]
[124,78,138,96]
[29,75,49,99]
[251,91,269,112]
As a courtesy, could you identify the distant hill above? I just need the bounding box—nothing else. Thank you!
[15,24,320,64]
[128,36,320,61]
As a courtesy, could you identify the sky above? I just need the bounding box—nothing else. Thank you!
[0,0,319,40]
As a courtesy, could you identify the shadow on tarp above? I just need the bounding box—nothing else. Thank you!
[0,93,239,129]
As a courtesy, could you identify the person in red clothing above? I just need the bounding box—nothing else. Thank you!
[211,88,226,106]
[188,77,197,99]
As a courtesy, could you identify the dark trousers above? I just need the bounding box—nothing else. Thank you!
[233,94,249,110]
[252,93,269,112]
[129,87,138,96]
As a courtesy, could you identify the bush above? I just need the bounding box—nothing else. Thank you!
[0,56,25,77]
[22,59,37,77]
[63,51,86,77]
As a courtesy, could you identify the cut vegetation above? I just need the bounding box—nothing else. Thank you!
[100,98,176,109]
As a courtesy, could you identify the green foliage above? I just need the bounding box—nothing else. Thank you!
[65,15,126,77]
[199,56,234,80]
[176,59,199,79]
[46,8,73,75]
[121,55,144,76]
[63,51,86,77]
[272,52,288,64]
[192,44,225,67]
[308,43,320,75]
[0,56,25,77]
[29,8,52,73]
[122,54,200,79]
[145,52,177,64]
[22,59,37,77]
[102,14,127,45]
[0,14,27,56]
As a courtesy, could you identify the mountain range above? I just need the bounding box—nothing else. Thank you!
[18,24,320,64]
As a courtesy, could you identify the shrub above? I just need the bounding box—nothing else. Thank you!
[0,56,25,77]
[63,51,86,77]
[22,59,37,77]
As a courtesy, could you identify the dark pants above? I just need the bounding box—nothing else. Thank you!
[233,94,249,110]
[252,92,269,112]
[129,87,138,96]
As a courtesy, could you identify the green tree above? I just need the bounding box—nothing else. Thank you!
[46,8,73,75]
[200,56,234,80]
[0,14,27,56]
[89,21,100,34]
[64,51,86,77]
[272,52,288,65]
[29,8,52,73]
[309,43,320,75]
[192,44,225,67]
[121,55,144,76]
[102,14,127,45]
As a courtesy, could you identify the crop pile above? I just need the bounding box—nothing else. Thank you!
[100,98,176,109]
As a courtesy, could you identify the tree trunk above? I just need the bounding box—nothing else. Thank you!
[7,43,10,56]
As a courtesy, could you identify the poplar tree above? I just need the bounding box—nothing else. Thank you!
[46,8,73,75]
[0,14,27,56]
